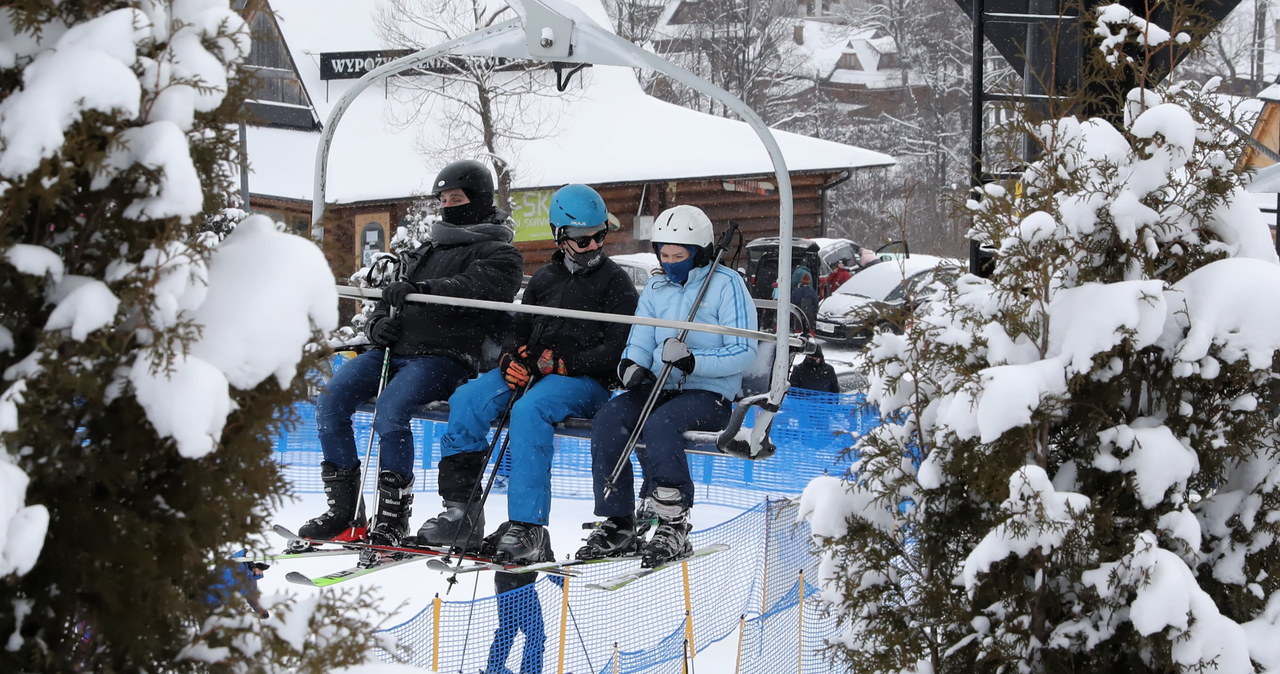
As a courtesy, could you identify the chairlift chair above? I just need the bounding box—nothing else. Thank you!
[312,0,803,459]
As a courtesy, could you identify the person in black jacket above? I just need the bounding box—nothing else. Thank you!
[300,160,524,550]
[416,184,639,563]
[789,342,840,393]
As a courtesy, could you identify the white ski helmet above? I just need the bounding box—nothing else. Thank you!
[651,205,713,248]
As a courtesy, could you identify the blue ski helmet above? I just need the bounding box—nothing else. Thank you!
[549,184,608,239]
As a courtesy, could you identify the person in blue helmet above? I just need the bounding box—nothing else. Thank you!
[419,184,639,564]
[577,204,757,568]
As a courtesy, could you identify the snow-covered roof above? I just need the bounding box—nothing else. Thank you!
[790,20,871,80]
[866,36,896,55]
[246,0,894,204]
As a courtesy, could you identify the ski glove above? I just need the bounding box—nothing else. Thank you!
[661,338,696,374]
[382,281,416,309]
[500,347,537,389]
[368,316,403,347]
[619,358,655,389]
[535,348,568,377]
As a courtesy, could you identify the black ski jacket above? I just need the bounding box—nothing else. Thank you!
[368,214,523,374]
[508,251,639,387]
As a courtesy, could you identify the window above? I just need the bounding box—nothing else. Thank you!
[838,52,862,70]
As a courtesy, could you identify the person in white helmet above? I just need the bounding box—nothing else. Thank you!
[576,204,758,568]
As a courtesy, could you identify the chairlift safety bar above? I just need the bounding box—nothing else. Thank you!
[335,285,806,348]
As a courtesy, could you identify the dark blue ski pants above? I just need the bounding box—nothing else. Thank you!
[316,349,468,477]
[589,387,732,517]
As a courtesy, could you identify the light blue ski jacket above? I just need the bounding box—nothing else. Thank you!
[621,263,758,400]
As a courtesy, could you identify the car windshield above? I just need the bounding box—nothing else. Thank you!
[835,257,947,300]
[885,267,956,303]
[610,253,658,289]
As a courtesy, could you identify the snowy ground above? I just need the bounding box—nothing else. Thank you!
[261,492,747,622]
[258,337,866,672]
[261,491,752,673]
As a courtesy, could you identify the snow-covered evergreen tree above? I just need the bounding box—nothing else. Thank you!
[804,4,1280,672]
[0,1,388,669]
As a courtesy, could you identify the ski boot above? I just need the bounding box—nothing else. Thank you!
[634,498,658,539]
[413,499,486,551]
[359,470,413,567]
[490,521,554,565]
[295,461,363,549]
[574,516,640,560]
[640,487,693,568]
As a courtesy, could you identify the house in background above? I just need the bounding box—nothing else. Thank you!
[236,0,894,287]
[647,0,922,118]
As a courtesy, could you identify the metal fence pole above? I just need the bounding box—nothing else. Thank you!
[796,570,806,674]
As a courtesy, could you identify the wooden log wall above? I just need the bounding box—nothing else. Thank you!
[515,171,839,272]
[251,169,843,281]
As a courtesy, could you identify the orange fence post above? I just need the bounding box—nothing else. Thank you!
[682,560,695,659]
[431,594,442,672]
[557,576,571,674]
[733,614,746,674]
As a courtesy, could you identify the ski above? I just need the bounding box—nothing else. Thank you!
[272,525,582,578]
[273,525,461,560]
[586,544,730,591]
[233,547,359,563]
[285,555,423,588]
[422,554,630,577]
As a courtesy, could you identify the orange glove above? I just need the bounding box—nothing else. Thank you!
[500,351,535,389]
[535,349,568,376]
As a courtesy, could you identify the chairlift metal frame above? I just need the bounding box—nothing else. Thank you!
[309,0,799,458]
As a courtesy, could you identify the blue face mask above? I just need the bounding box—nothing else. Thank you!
[660,256,697,284]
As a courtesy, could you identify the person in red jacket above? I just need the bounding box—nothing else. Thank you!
[821,259,853,297]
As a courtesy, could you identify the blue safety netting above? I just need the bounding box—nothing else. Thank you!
[271,377,879,672]
[274,387,876,509]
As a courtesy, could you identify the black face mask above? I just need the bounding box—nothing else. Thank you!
[441,201,491,226]
[565,246,605,271]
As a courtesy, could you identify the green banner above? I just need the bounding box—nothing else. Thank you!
[510,189,553,243]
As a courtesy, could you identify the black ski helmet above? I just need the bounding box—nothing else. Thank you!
[432,160,494,208]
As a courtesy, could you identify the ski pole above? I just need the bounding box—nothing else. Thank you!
[603,222,739,498]
[349,304,397,539]
[440,380,531,587]
[440,322,549,558]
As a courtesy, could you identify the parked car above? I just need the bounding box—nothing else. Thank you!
[609,252,660,290]
[744,237,857,301]
[814,255,959,346]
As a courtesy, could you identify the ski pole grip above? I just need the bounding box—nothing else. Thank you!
[716,220,739,252]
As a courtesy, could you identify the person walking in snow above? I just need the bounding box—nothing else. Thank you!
[414,184,638,563]
[791,268,820,334]
[300,160,523,549]
[576,205,757,567]
[485,572,563,673]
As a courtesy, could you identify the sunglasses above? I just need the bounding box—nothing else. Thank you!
[562,230,607,248]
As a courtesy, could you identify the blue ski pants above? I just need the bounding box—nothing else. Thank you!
[316,349,468,477]
[589,387,732,518]
[441,368,610,526]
